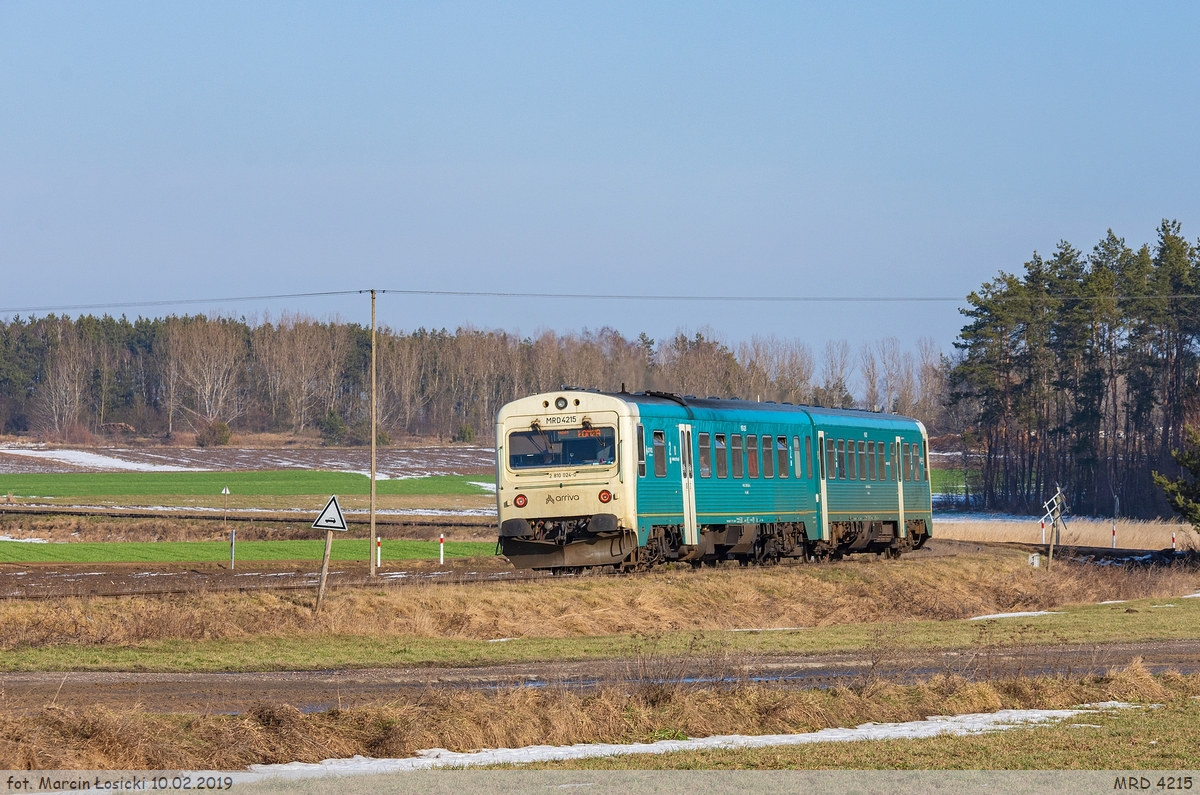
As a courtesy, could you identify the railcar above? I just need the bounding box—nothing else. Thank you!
[495,389,932,572]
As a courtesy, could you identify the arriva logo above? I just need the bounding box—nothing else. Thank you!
[545,494,581,504]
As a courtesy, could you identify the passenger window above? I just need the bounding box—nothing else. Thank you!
[747,435,759,478]
[885,442,892,481]
[858,441,867,481]
[903,442,911,481]
[731,435,744,478]
[867,441,876,480]
[637,425,646,477]
[698,433,712,478]
[845,439,855,480]
[917,441,926,481]
[715,434,728,478]
[806,436,813,479]
[825,437,835,480]
[836,440,846,480]
[776,437,789,478]
[792,436,802,480]
[762,435,774,478]
[653,431,666,477]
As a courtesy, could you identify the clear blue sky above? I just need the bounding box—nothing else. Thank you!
[2,2,1198,352]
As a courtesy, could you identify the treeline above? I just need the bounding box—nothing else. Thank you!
[0,314,945,446]
[951,219,1200,518]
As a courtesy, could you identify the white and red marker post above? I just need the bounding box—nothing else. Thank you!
[376,538,381,568]
[440,533,445,565]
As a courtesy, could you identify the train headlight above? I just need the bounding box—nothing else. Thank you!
[555,397,568,410]
[598,489,612,504]
[514,494,528,508]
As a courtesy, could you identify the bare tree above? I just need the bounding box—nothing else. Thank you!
[859,343,881,411]
[36,319,92,438]
[914,336,945,429]
[176,317,247,426]
[773,338,816,405]
[815,339,854,408]
[156,319,184,436]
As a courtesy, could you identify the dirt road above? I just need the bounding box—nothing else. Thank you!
[3,639,1197,715]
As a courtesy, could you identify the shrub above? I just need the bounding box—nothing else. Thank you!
[195,421,231,448]
[452,425,476,443]
[319,411,347,446]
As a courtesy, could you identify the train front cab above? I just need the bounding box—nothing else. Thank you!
[494,391,641,570]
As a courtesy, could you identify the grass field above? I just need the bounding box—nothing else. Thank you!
[0,538,496,563]
[0,470,493,498]
[1,554,1196,672]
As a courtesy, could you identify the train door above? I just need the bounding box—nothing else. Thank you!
[894,435,906,538]
[679,425,698,546]
[816,431,829,541]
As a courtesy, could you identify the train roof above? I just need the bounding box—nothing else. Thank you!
[558,387,924,431]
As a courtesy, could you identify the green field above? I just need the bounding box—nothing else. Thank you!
[930,466,973,494]
[0,470,493,497]
[0,538,496,563]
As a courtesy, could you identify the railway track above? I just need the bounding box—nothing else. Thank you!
[0,539,1192,600]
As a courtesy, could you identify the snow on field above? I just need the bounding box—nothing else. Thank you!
[969,611,1063,621]
[0,444,495,477]
[0,535,49,543]
[246,705,1132,778]
[0,447,203,472]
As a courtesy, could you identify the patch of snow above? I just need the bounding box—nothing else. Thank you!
[1151,604,1177,608]
[469,481,497,493]
[1182,593,1200,599]
[1099,600,1127,605]
[968,611,1064,621]
[248,705,1135,778]
[728,627,805,633]
[0,535,49,543]
[934,512,1043,523]
[488,638,517,643]
[0,447,207,472]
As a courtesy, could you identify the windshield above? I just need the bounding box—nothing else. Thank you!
[508,427,617,470]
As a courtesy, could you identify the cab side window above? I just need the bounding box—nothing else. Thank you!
[652,431,666,477]
[731,435,744,478]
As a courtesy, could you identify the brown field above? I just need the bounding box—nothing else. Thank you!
[2,660,1193,770]
[934,517,1198,551]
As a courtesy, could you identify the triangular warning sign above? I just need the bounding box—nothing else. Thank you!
[312,495,349,532]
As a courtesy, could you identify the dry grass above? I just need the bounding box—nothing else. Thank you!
[936,518,1198,551]
[0,553,1196,649]
[1,662,1195,770]
[0,514,491,543]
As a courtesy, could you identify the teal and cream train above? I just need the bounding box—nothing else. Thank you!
[495,389,932,572]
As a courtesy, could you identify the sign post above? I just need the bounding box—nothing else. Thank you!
[312,495,349,613]
[222,487,233,570]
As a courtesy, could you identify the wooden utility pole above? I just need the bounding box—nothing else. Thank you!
[369,289,377,577]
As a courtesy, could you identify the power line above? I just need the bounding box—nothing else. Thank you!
[0,290,366,315]
[2,287,1199,315]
